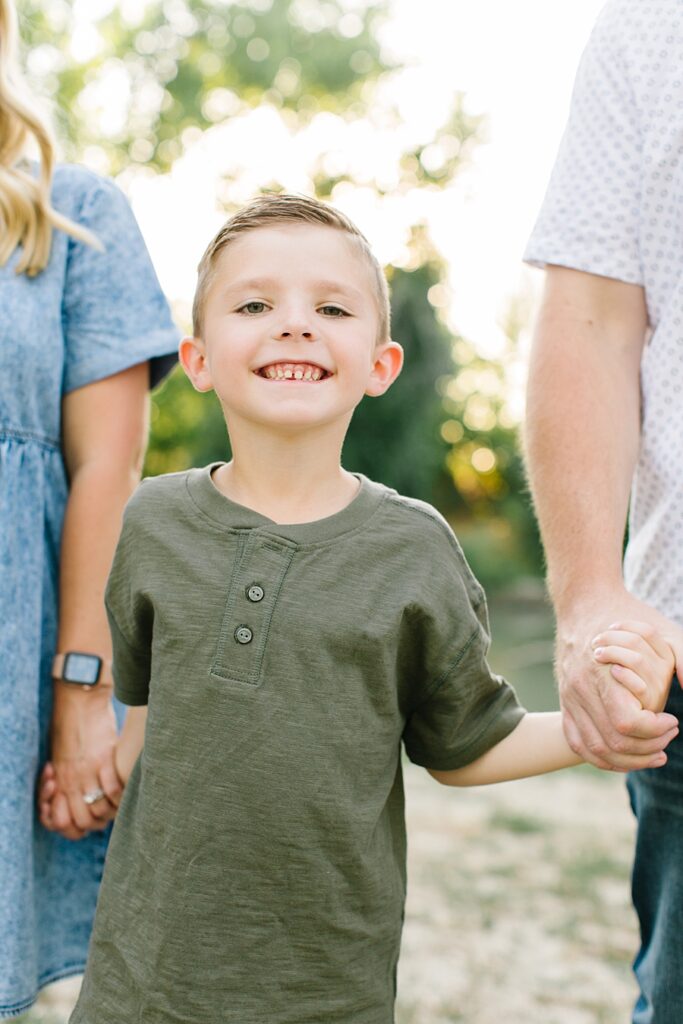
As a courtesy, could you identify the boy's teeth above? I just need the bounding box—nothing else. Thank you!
[261,362,325,381]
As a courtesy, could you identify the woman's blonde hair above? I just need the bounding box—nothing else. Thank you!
[0,0,97,275]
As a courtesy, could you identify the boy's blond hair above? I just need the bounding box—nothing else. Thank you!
[192,194,391,343]
[0,0,98,276]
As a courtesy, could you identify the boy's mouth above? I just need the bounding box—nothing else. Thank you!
[256,361,331,381]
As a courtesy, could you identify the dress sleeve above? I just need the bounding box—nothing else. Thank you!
[62,176,179,394]
[402,528,524,771]
[524,0,643,284]
[104,501,153,706]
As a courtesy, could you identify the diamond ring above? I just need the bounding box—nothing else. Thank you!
[83,787,106,805]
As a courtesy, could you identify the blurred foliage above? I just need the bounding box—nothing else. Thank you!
[145,366,231,476]
[18,0,477,185]
[18,0,542,586]
[437,296,543,582]
[343,259,453,500]
[19,0,387,173]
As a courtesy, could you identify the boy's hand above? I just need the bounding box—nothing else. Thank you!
[114,736,137,787]
[113,706,148,787]
[592,620,676,714]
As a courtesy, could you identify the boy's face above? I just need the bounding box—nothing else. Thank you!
[180,223,403,439]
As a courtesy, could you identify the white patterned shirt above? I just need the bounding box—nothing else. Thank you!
[525,0,683,622]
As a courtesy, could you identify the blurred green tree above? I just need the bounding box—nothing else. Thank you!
[19,0,391,173]
[436,296,543,583]
[19,0,542,583]
[343,259,452,499]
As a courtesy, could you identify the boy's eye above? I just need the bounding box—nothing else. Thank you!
[318,305,349,318]
[238,301,268,314]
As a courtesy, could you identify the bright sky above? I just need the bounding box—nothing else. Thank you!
[384,0,606,343]
[120,0,606,413]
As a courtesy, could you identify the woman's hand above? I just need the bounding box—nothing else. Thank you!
[40,683,122,839]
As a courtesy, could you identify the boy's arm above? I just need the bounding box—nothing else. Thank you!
[115,706,148,785]
[428,712,581,787]
[430,623,676,787]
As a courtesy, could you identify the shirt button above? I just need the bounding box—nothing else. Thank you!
[234,625,253,645]
[246,584,265,603]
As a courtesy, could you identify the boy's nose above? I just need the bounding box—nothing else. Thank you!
[275,324,315,341]
[273,299,317,341]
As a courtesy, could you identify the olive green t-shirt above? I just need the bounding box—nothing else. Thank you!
[71,466,523,1024]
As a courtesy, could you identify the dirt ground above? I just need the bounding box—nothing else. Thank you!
[25,761,639,1024]
[398,763,639,1024]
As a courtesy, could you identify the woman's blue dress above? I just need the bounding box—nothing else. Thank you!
[0,164,179,1017]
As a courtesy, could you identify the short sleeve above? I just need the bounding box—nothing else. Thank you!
[403,612,524,771]
[105,501,153,706]
[524,0,643,284]
[399,514,524,771]
[62,176,179,394]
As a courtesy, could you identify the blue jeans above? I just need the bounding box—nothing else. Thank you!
[627,679,683,1024]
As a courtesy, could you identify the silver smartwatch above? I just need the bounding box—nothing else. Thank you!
[52,652,113,689]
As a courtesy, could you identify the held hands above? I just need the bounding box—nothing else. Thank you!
[39,700,145,840]
[38,684,122,841]
[557,596,681,771]
[592,620,675,715]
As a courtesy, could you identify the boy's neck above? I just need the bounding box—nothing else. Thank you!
[211,431,359,524]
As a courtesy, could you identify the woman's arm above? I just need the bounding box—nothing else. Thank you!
[42,361,149,839]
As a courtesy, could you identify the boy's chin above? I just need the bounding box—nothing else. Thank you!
[243,407,356,436]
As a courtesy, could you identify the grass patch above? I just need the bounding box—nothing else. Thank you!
[562,850,628,884]
[489,808,549,835]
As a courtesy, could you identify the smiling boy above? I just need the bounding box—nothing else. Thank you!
[182,197,403,522]
[68,195,675,1024]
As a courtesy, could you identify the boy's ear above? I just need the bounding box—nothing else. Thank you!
[365,340,404,398]
[179,336,214,393]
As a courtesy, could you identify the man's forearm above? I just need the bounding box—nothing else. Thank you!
[521,269,679,767]
[525,269,647,616]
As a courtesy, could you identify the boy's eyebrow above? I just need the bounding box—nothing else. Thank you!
[222,277,277,294]
[222,277,366,302]
[310,279,365,301]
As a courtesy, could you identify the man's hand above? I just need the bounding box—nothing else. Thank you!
[556,590,681,771]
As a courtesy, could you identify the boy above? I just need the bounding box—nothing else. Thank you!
[67,195,675,1023]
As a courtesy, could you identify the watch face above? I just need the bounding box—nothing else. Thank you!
[64,652,102,686]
